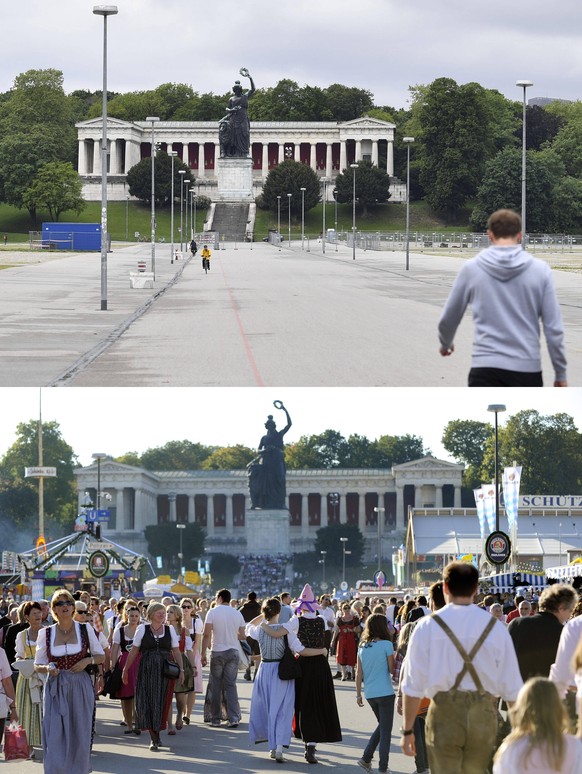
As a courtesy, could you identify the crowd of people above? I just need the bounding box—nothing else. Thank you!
[2,563,582,772]
[236,552,291,598]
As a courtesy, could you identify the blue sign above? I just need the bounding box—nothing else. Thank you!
[84,509,110,522]
[96,510,110,522]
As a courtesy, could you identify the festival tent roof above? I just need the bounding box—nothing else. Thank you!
[545,562,582,580]
[479,571,547,593]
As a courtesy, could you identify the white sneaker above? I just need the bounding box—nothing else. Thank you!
[270,750,276,759]
[357,760,373,772]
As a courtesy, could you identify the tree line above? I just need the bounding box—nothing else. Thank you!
[2,68,582,229]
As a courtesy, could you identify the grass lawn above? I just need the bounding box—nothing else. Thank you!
[0,198,472,246]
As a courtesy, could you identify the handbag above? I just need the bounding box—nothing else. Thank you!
[174,629,194,693]
[11,659,35,679]
[238,639,251,670]
[102,663,123,698]
[163,659,180,680]
[4,722,28,761]
[278,636,302,681]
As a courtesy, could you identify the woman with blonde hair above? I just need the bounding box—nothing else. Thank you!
[13,601,43,758]
[110,602,142,733]
[493,677,582,773]
[179,597,203,725]
[166,604,195,733]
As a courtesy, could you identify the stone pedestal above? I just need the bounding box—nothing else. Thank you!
[245,509,290,554]
[216,157,254,201]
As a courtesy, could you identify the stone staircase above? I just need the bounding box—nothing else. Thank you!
[211,203,250,241]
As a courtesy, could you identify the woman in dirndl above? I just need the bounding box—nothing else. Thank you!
[179,597,203,724]
[110,603,142,733]
[13,601,43,759]
[121,602,183,751]
[246,597,327,763]
[34,589,105,774]
[166,604,196,732]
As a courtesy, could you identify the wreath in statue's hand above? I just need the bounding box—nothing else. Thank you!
[273,400,284,410]
[239,67,250,78]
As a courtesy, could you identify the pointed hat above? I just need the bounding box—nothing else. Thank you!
[291,583,321,612]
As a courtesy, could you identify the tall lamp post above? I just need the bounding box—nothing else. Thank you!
[403,137,415,271]
[487,404,506,532]
[277,195,281,250]
[168,150,177,264]
[146,116,160,277]
[93,4,118,311]
[91,452,108,533]
[374,506,385,572]
[350,163,358,260]
[516,80,533,248]
[178,169,186,252]
[125,194,129,241]
[321,177,327,254]
[192,192,197,244]
[333,188,338,251]
[320,550,327,583]
[176,522,186,576]
[184,183,190,249]
[287,193,292,247]
[340,536,349,584]
[300,187,306,250]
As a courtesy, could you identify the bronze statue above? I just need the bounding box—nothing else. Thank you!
[247,401,292,510]
[219,68,256,158]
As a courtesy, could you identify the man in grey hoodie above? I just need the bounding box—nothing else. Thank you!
[438,209,567,386]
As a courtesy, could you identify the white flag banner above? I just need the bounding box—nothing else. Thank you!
[502,466,522,531]
[481,484,497,534]
[474,488,486,539]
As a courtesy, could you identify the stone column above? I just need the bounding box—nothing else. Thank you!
[182,143,189,165]
[339,493,347,524]
[310,144,317,171]
[320,494,328,528]
[262,144,269,177]
[134,489,148,531]
[339,141,347,171]
[326,144,333,178]
[294,144,300,162]
[436,486,443,509]
[125,140,140,173]
[206,494,215,536]
[78,140,87,175]
[109,139,117,175]
[115,489,125,530]
[356,494,365,532]
[188,495,195,523]
[278,144,284,164]
[93,140,101,175]
[395,486,405,532]
[300,495,309,536]
[372,140,379,167]
[198,144,205,178]
[169,493,177,522]
[454,486,462,508]
[213,143,220,173]
[387,140,394,176]
[355,140,362,161]
[225,495,234,536]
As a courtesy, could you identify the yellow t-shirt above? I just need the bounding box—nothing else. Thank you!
[201,248,211,259]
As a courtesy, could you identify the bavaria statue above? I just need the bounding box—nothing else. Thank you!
[218,67,256,158]
[247,401,292,510]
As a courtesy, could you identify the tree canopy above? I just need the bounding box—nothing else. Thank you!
[286,430,427,469]
[126,150,194,206]
[261,160,321,218]
[22,161,85,222]
[144,521,205,571]
[334,160,391,217]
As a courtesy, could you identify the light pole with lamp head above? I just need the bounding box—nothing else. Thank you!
[403,137,415,270]
[350,163,358,260]
[300,187,306,250]
[146,116,160,277]
[192,192,197,244]
[277,195,281,250]
[516,80,533,248]
[168,150,177,264]
[125,194,130,242]
[340,536,349,584]
[91,452,108,534]
[93,4,118,311]
[176,522,186,576]
[374,506,385,572]
[487,404,506,532]
[178,169,186,252]
[287,193,292,247]
[320,550,327,583]
[321,177,327,254]
[184,183,190,249]
[333,187,338,251]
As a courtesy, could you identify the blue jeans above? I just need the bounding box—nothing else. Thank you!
[363,694,395,772]
[209,648,240,723]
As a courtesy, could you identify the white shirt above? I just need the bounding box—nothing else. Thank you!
[132,623,179,649]
[493,734,582,774]
[549,615,582,695]
[245,623,305,653]
[205,604,245,652]
[401,603,523,702]
[319,607,335,631]
[34,621,105,664]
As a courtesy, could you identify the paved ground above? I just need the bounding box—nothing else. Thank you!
[0,240,580,387]
[13,666,418,774]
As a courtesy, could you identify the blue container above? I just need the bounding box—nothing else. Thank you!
[42,222,101,251]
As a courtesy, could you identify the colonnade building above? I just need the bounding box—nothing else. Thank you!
[75,455,464,560]
[75,116,397,201]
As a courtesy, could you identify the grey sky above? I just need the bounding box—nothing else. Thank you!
[0,387,580,469]
[1,0,581,109]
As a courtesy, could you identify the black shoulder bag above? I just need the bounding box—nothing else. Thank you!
[278,635,302,680]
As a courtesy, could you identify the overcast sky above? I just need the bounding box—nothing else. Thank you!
[1,0,581,109]
[0,387,580,469]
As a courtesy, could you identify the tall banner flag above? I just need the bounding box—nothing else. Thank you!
[474,488,486,539]
[481,484,497,533]
[502,466,522,531]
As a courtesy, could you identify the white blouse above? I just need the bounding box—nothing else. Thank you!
[34,621,104,664]
[132,623,179,649]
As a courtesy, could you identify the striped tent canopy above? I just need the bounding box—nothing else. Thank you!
[545,563,582,580]
[479,572,547,593]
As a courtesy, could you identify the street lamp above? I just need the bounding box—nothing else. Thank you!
[321,177,327,254]
[91,452,108,533]
[374,506,385,572]
[287,193,292,247]
[333,188,338,251]
[329,492,339,523]
[277,195,281,250]
[184,183,190,250]
[350,163,358,260]
[125,194,129,242]
[146,116,160,278]
[300,187,306,250]
[320,550,327,583]
[487,404,506,532]
[403,137,415,271]
[176,522,186,575]
[93,4,118,311]
[192,191,197,244]
[516,80,533,248]
[168,150,177,264]
[340,536,349,584]
[178,169,186,252]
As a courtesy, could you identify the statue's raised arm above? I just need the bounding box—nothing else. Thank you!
[273,399,292,437]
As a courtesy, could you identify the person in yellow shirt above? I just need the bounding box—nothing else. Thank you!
[201,245,211,272]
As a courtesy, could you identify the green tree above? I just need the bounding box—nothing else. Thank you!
[334,160,391,217]
[442,420,493,491]
[202,445,256,470]
[314,523,364,569]
[286,430,348,469]
[324,84,374,121]
[139,440,216,471]
[22,161,85,222]
[548,119,582,177]
[518,105,564,151]
[113,452,141,467]
[126,151,194,206]
[371,434,428,467]
[550,175,582,233]
[261,160,321,218]
[144,522,205,570]
[0,420,78,534]
[174,92,227,121]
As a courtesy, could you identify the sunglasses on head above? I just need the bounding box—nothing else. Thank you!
[53,600,72,608]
